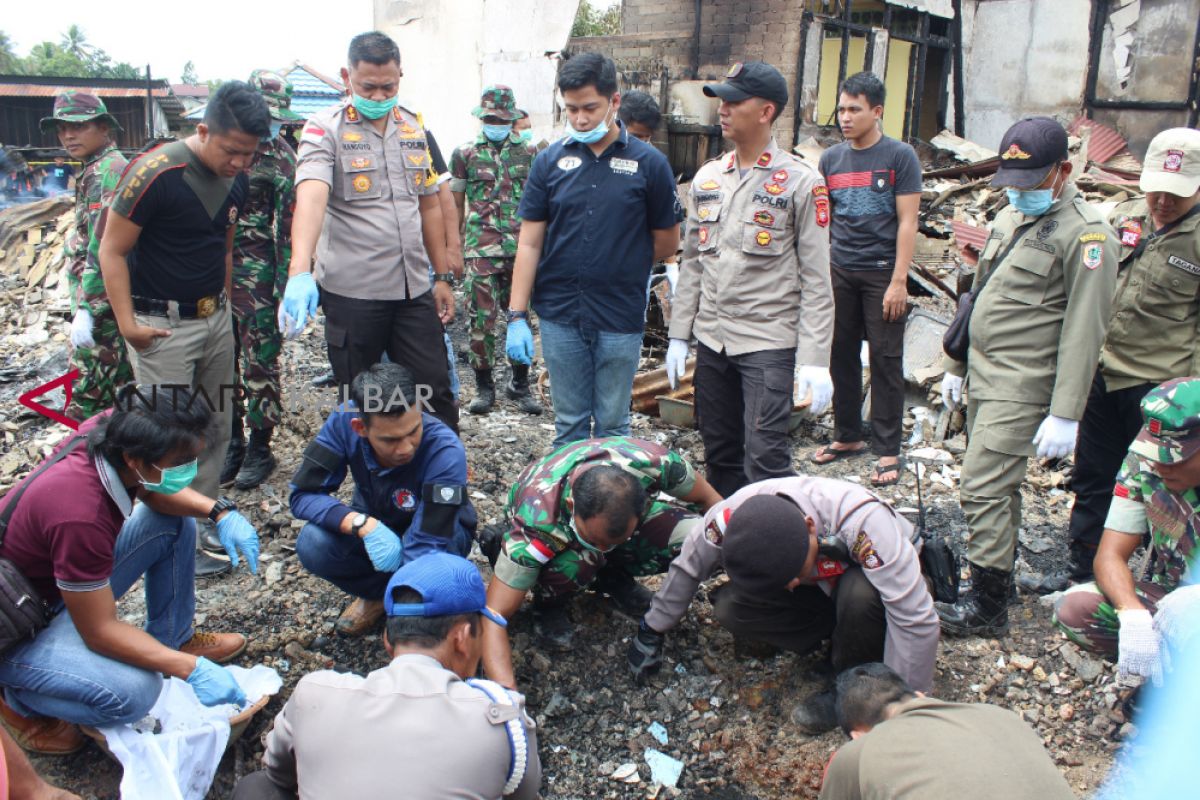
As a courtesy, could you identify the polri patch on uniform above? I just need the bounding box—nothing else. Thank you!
[815,196,830,228]
[350,157,372,170]
[756,152,772,168]
[704,507,733,544]
[1083,242,1103,270]
[753,209,775,227]
[763,182,785,196]
[698,226,710,246]
[851,531,884,569]
[1168,254,1200,276]
[1120,219,1142,247]
[699,180,720,190]
[557,156,582,171]
[394,488,417,510]
[610,157,639,175]
[1036,219,1058,241]
[772,168,788,183]
[1165,149,1184,173]
[342,132,363,142]
[353,175,372,193]
[755,230,772,247]
[1079,232,1107,243]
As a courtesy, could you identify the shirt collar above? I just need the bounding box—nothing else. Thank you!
[563,118,630,153]
[93,453,134,520]
[722,138,782,173]
[85,144,118,168]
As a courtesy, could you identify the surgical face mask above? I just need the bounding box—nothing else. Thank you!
[349,80,398,120]
[482,123,512,143]
[569,515,612,554]
[566,100,615,145]
[136,458,198,495]
[1006,168,1064,217]
[266,122,283,141]
[517,129,533,144]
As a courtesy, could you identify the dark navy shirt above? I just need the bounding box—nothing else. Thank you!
[289,405,469,563]
[518,121,679,333]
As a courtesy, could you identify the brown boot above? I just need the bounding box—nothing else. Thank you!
[336,598,385,637]
[0,697,85,755]
[179,631,247,664]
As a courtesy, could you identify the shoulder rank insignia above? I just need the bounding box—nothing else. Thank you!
[345,105,360,123]
[756,151,772,168]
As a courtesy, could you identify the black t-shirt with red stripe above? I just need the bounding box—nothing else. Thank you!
[111,140,248,302]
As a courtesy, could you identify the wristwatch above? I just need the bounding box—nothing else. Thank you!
[208,496,237,522]
[506,309,528,323]
[432,272,456,287]
[350,513,370,537]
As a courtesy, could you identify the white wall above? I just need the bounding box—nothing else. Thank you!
[374,0,578,155]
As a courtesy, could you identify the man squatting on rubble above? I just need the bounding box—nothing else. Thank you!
[233,554,540,800]
[290,363,474,638]
[666,61,835,498]
[479,436,721,689]
[629,477,938,734]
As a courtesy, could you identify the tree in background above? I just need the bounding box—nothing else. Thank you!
[0,26,140,79]
[181,61,199,85]
[0,31,22,74]
[571,0,622,37]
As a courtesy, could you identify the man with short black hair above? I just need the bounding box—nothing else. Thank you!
[506,53,681,448]
[819,663,1074,799]
[617,90,663,143]
[100,80,270,577]
[233,553,541,800]
[812,72,922,488]
[290,362,474,637]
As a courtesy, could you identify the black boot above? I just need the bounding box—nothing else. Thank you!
[790,689,838,735]
[478,523,505,567]
[936,563,1011,637]
[468,369,495,415]
[234,428,276,490]
[1017,541,1097,595]
[506,364,543,415]
[220,417,245,487]
[590,567,653,618]
[533,602,574,651]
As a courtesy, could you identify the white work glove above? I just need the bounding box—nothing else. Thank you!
[70,308,95,349]
[1032,414,1079,459]
[942,374,963,410]
[795,365,833,416]
[1117,608,1160,681]
[663,261,679,297]
[665,338,689,390]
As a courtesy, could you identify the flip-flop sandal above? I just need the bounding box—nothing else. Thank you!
[870,460,903,486]
[809,444,868,466]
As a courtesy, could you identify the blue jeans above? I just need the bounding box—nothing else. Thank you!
[538,318,643,449]
[296,507,476,601]
[0,504,196,726]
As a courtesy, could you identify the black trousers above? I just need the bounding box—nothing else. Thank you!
[321,288,458,432]
[829,267,906,457]
[231,771,295,800]
[693,342,796,498]
[710,566,887,672]
[1067,371,1155,548]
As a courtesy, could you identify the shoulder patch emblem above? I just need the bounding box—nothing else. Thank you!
[301,123,326,144]
[698,226,710,246]
[227,205,237,224]
[815,195,830,228]
[699,179,720,190]
[1079,232,1107,243]
[393,488,416,510]
[851,531,884,569]
[705,507,734,544]
[1083,242,1103,270]
[1120,219,1142,247]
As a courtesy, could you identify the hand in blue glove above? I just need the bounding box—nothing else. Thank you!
[363,521,403,573]
[216,510,260,574]
[505,318,534,365]
[186,656,247,707]
[277,272,320,339]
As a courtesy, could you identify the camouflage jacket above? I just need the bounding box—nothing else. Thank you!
[69,144,128,316]
[234,136,297,297]
[1111,453,1199,590]
[497,437,698,586]
[449,133,536,258]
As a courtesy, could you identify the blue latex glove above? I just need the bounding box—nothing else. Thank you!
[363,522,403,573]
[216,510,260,574]
[505,318,534,365]
[277,272,320,339]
[186,656,247,707]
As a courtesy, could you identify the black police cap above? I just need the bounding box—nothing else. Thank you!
[703,61,788,111]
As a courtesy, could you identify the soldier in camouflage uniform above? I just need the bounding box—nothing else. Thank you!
[449,86,542,415]
[221,70,301,490]
[478,436,722,688]
[40,92,132,419]
[1054,378,1200,682]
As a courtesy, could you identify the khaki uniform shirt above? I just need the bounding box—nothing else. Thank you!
[669,140,834,363]
[945,184,1118,420]
[1100,199,1200,390]
[818,697,1075,800]
[295,102,439,301]
[644,476,938,692]
[262,653,541,799]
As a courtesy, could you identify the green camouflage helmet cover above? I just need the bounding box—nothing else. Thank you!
[39,91,123,133]
[472,85,526,122]
[248,69,303,122]
[1131,377,1200,464]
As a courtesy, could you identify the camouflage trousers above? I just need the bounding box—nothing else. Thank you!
[1053,580,1167,658]
[464,257,514,371]
[68,308,134,419]
[534,501,697,605]
[231,258,283,430]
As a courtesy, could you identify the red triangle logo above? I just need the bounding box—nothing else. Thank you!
[17,368,80,431]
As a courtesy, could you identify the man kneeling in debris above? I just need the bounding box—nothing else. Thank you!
[818,663,1074,799]
[233,553,541,799]
[290,362,474,637]
[480,437,721,688]
[629,477,938,734]
[1054,377,1200,683]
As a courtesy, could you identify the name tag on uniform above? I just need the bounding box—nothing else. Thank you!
[557,156,582,171]
[610,158,638,175]
[1022,239,1056,254]
[1168,254,1200,276]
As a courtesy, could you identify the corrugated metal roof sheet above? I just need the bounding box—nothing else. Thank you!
[291,96,342,117]
[951,220,989,251]
[285,65,342,96]
[1069,116,1129,165]
[0,83,171,98]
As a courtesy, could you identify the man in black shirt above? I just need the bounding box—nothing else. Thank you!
[100,82,270,576]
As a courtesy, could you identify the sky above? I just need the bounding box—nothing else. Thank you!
[3,0,373,83]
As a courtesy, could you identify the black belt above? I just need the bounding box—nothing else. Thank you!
[133,291,227,320]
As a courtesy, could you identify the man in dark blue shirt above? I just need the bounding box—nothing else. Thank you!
[291,363,475,636]
[41,156,75,193]
[505,53,680,448]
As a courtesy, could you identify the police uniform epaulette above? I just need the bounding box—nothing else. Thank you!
[1070,194,1108,226]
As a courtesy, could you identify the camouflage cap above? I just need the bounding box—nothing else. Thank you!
[248,69,303,122]
[472,85,525,122]
[39,91,123,133]
[1131,378,1200,464]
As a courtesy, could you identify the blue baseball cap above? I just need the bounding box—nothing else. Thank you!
[383,553,507,627]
